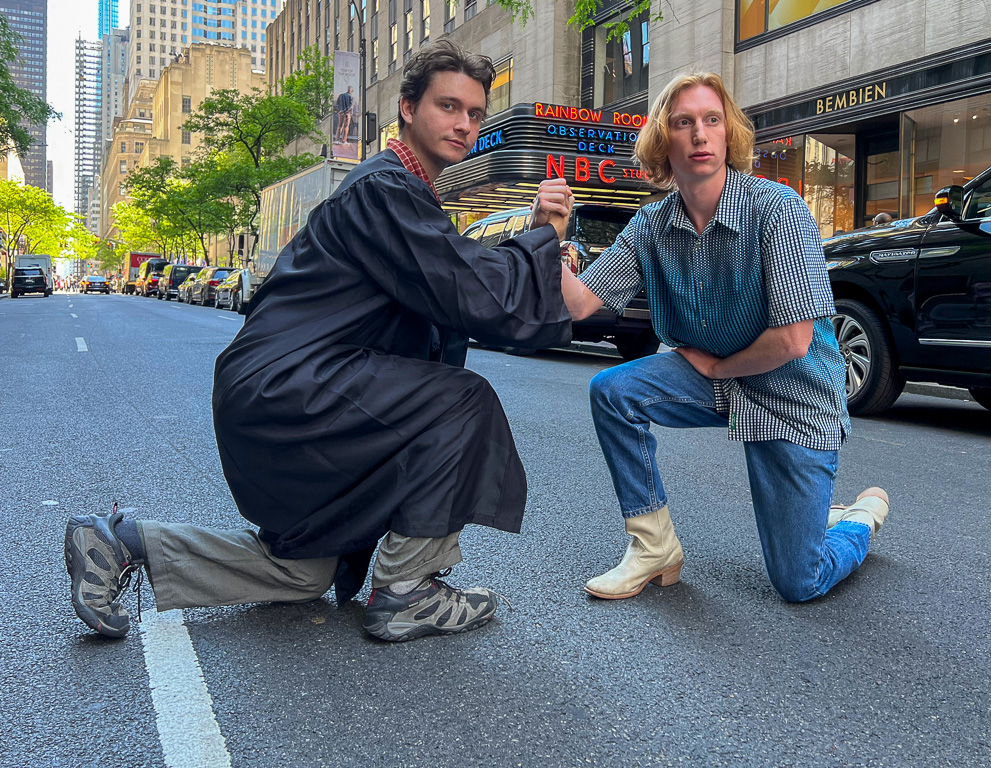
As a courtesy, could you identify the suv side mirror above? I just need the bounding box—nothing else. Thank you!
[934,185,964,221]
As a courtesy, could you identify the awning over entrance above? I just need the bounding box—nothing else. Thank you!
[437,103,655,215]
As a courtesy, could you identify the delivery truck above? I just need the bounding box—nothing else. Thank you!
[123,252,165,294]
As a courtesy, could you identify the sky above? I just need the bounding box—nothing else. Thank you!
[46,0,130,211]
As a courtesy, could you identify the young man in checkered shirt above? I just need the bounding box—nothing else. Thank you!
[559,73,890,603]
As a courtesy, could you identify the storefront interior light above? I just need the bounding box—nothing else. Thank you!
[953,118,959,123]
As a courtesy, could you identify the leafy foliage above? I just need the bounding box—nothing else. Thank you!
[0,14,60,159]
[0,179,70,277]
[491,1,658,42]
[281,45,335,123]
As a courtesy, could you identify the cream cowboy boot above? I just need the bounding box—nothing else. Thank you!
[584,505,684,599]
[828,487,890,539]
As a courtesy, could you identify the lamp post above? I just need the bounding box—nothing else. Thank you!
[348,0,368,162]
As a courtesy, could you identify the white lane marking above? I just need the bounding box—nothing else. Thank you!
[75,337,88,352]
[68,304,73,308]
[217,315,240,321]
[70,313,78,318]
[140,610,233,768]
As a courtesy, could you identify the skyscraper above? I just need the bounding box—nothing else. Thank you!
[75,37,102,229]
[98,0,119,38]
[125,0,284,105]
[102,28,128,151]
[0,0,48,191]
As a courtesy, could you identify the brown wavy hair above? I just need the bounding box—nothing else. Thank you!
[635,72,755,190]
[397,39,496,134]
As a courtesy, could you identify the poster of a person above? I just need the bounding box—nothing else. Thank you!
[333,51,361,160]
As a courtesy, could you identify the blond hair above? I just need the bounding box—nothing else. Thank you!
[635,72,755,190]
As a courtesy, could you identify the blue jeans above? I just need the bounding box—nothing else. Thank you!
[589,352,871,602]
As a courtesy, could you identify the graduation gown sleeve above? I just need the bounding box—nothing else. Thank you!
[320,169,573,350]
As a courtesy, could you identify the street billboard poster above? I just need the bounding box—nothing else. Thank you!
[332,51,361,161]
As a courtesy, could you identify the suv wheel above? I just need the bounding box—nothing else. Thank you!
[832,299,904,416]
[969,387,991,411]
[615,331,661,362]
[231,292,241,313]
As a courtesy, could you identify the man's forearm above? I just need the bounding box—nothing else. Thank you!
[710,321,814,379]
[561,266,604,321]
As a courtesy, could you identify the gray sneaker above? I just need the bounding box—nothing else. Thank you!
[64,504,144,638]
[363,573,499,642]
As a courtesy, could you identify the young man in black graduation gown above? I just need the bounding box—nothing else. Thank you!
[65,40,576,643]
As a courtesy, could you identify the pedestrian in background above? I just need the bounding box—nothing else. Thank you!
[560,72,890,603]
[65,40,574,643]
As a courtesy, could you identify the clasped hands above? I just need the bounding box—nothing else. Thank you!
[531,178,574,242]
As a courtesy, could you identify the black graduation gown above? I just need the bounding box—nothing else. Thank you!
[212,150,572,598]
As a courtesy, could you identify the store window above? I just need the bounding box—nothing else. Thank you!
[902,93,991,218]
[739,0,856,43]
[752,133,854,238]
[379,118,399,149]
[488,57,512,116]
[594,10,649,108]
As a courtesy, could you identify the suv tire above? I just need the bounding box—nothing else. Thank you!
[615,331,661,361]
[832,298,904,415]
[969,387,991,411]
[231,292,241,313]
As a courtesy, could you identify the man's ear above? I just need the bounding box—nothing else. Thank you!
[399,96,417,127]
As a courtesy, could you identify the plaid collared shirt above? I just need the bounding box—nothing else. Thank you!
[579,168,851,450]
[387,138,441,203]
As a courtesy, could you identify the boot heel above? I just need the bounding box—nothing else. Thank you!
[650,561,683,587]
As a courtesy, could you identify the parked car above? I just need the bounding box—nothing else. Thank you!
[214,268,250,313]
[824,167,991,414]
[188,267,232,307]
[10,266,50,298]
[79,275,110,294]
[135,257,168,297]
[177,272,200,303]
[461,204,659,360]
[156,264,201,301]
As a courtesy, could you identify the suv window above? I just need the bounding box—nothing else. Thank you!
[964,176,991,220]
[15,268,43,276]
[479,220,509,248]
[214,270,231,279]
[573,208,634,245]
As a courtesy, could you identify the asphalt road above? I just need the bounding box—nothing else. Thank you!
[1,292,989,768]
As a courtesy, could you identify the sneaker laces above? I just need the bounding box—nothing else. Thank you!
[430,569,513,612]
[117,563,145,623]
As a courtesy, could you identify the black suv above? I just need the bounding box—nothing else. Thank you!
[11,267,50,298]
[825,166,991,414]
[157,264,201,301]
[461,204,659,360]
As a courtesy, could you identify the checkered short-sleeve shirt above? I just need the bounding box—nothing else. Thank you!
[579,168,851,450]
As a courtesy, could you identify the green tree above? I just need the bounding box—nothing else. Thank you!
[490,1,657,40]
[126,156,236,265]
[0,14,60,160]
[281,45,335,123]
[182,88,318,252]
[0,178,70,277]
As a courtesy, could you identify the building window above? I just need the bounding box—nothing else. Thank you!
[465,0,476,20]
[120,160,127,173]
[121,141,127,152]
[404,8,412,52]
[182,130,192,144]
[421,0,429,39]
[371,38,378,75]
[389,23,397,63]
[594,8,649,107]
[182,95,191,112]
[444,0,455,32]
[738,0,855,43]
[489,57,512,115]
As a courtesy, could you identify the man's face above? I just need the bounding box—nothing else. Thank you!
[666,84,729,185]
[399,70,486,181]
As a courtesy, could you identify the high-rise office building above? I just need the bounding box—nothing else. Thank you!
[125,0,284,105]
[98,0,119,38]
[0,0,48,190]
[75,37,103,228]
[102,29,128,151]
